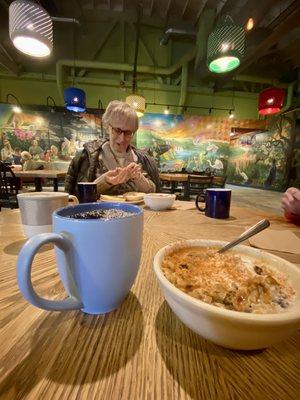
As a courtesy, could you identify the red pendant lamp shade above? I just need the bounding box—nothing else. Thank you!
[258,88,285,115]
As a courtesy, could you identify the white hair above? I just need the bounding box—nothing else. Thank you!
[102,100,139,132]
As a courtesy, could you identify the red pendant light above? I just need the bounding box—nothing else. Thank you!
[258,87,285,115]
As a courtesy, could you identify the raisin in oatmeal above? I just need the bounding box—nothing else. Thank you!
[161,247,295,314]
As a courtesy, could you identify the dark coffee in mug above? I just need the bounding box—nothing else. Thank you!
[77,182,98,203]
[69,209,133,220]
[195,188,231,219]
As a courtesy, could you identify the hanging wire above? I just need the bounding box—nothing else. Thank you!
[72,19,76,87]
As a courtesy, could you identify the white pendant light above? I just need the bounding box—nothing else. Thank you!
[126,94,145,118]
[9,0,53,57]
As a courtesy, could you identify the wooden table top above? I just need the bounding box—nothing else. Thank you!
[0,201,299,399]
[14,170,67,179]
[159,173,210,182]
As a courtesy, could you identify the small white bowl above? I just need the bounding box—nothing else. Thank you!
[144,193,176,211]
[153,239,300,350]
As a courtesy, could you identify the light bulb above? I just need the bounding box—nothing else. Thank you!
[209,56,240,73]
[73,97,79,103]
[164,108,170,115]
[246,18,254,31]
[13,36,51,57]
[267,98,274,104]
[221,43,230,52]
[12,106,22,113]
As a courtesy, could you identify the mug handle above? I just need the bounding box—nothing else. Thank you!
[17,233,83,311]
[195,192,206,212]
[68,195,78,204]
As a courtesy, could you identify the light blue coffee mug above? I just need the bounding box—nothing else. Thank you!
[17,202,143,314]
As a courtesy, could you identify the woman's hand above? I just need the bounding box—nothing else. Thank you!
[126,162,142,180]
[104,163,142,186]
[105,167,130,185]
[281,187,300,216]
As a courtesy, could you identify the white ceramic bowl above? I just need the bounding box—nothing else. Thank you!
[144,193,176,211]
[153,239,300,350]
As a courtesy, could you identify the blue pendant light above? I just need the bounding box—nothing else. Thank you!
[64,87,86,112]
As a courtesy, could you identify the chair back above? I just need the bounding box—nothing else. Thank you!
[186,174,213,199]
[211,175,227,188]
[0,162,19,209]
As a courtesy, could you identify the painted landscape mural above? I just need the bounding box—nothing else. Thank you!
[0,103,295,191]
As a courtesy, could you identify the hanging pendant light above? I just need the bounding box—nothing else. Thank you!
[64,87,86,112]
[125,3,145,117]
[126,94,145,118]
[207,15,245,73]
[9,0,53,57]
[258,87,285,115]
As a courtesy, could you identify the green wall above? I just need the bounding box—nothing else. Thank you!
[0,73,260,119]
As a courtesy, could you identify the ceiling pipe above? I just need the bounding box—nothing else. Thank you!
[55,56,288,105]
[279,82,296,114]
[178,63,188,114]
[160,28,197,46]
[56,47,197,101]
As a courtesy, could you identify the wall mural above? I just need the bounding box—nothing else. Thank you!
[0,103,294,191]
[136,114,268,184]
[227,115,292,190]
[0,104,102,170]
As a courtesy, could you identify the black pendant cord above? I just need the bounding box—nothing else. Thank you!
[132,3,143,94]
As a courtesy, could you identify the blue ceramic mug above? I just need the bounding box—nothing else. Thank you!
[195,188,231,219]
[17,202,143,314]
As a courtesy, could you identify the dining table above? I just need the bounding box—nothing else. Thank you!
[0,200,299,399]
[14,170,67,192]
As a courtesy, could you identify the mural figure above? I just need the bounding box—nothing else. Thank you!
[61,135,77,159]
[21,151,40,170]
[1,139,14,162]
[148,139,171,167]
[12,147,22,165]
[50,145,59,161]
[29,139,44,159]
[264,159,277,187]
[186,156,200,171]
[207,158,224,173]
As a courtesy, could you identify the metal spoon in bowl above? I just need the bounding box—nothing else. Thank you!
[218,219,270,254]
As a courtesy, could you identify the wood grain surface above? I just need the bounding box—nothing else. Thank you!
[0,201,299,400]
[14,170,67,179]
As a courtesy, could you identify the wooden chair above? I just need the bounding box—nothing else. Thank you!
[0,162,19,209]
[186,174,213,200]
[211,175,227,188]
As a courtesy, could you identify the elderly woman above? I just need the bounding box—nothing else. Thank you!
[65,100,160,196]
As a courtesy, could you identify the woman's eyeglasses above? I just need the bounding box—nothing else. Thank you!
[110,124,134,138]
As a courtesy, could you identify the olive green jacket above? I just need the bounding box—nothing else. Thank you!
[65,139,160,196]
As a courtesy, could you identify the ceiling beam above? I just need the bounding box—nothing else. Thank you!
[231,0,275,27]
[78,20,118,77]
[195,0,208,26]
[164,0,172,20]
[0,47,19,75]
[149,0,154,17]
[182,0,190,18]
[128,22,156,66]
[214,2,300,90]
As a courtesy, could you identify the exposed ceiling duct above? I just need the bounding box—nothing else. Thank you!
[160,28,197,46]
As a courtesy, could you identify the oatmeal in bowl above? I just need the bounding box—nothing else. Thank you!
[153,239,300,350]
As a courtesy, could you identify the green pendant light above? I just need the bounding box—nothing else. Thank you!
[207,15,245,73]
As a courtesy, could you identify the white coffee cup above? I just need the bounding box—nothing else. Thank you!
[17,192,78,238]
